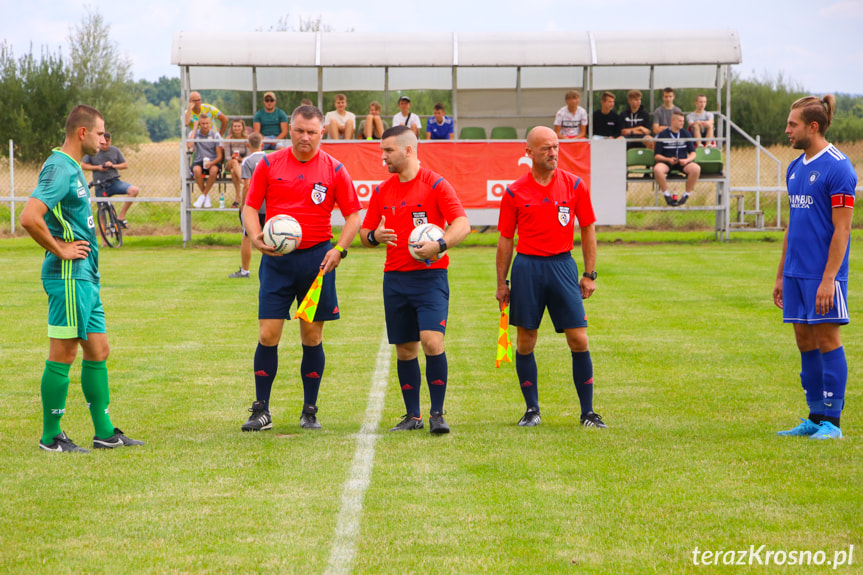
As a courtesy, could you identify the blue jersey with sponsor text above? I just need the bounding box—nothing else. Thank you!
[785,143,857,280]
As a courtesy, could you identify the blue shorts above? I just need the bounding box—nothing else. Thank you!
[783,276,849,324]
[258,240,339,321]
[510,252,587,332]
[96,179,132,197]
[383,269,449,344]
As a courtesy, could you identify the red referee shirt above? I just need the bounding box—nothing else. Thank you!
[498,168,595,256]
[246,147,361,249]
[363,167,466,272]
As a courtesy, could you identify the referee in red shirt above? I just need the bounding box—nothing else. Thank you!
[240,105,362,432]
[361,126,470,433]
[495,126,607,428]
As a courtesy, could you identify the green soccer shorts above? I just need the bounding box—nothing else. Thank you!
[43,278,106,340]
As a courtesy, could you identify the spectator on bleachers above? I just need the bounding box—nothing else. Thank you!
[224,119,250,208]
[324,94,356,140]
[228,132,267,279]
[687,94,715,147]
[301,98,314,106]
[360,101,388,140]
[253,92,289,150]
[592,92,622,139]
[654,111,700,207]
[184,91,229,137]
[426,102,455,140]
[81,132,140,227]
[653,87,683,135]
[554,89,588,139]
[186,114,224,209]
[620,89,654,149]
[392,96,421,137]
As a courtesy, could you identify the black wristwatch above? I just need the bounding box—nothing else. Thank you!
[583,271,597,280]
[335,246,348,259]
[437,238,447,253]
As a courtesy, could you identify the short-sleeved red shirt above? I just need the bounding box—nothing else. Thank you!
[498,169,595,256]
[246,147,361,249]
[362,167,466,272]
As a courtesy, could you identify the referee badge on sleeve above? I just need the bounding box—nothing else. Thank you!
[312,183,328,205]
[558,206,571,226]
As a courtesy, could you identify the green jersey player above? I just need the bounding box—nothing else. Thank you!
[20,105,143,453]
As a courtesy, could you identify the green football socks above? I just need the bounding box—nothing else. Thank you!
[41,360,71,444]
[81,359,115,440]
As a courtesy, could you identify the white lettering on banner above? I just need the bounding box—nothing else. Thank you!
[353,181,382,202]
[487,180,514,202]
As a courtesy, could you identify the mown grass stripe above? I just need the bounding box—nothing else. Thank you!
[324,331,391,575]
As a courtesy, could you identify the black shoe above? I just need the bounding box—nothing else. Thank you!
[389,414,424,432]
[517,406,541,427]
[581,411,608,428]
[39,431,89,453]
[241,401,272,432]
[677,194,689,206]
[93,427,144,449]
[300,404,322,429]
[663,195,678,207]
[119,219,129,229]
[429,411,450,434]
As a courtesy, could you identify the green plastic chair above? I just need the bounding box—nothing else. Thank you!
[626,147,655,178]
[694,146,724,175]
[490,126,518,140]
[459,127,487,140]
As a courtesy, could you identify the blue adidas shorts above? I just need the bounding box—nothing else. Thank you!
[782,276,849,325]
[510,252,587,332]
[383,269,449,344]
[258,240,339,321]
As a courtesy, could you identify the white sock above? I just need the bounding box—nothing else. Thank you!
[663,190,670,196]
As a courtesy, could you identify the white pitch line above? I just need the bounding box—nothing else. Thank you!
[324,331,391,575]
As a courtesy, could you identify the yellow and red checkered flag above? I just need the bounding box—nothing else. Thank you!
[496,303,513,368]
[294,270,324,323]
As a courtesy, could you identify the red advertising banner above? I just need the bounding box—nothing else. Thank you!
[320,141,591,209]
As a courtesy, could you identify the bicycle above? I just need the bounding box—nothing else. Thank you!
[89,178,123,248]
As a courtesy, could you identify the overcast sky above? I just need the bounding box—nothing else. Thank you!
[2,0,862,94]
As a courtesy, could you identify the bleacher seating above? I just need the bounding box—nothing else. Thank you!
[490,126,518,140]
[459,127,487,140]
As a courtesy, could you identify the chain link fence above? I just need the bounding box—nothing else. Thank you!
[3,138,863,239]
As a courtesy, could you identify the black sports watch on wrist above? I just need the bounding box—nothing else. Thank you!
[437,238,447,253]
[335,245,348,259]
[583,271,597,280]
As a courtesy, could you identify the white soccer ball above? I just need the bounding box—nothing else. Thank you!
[408,223,445,262]
[263,215,302,254]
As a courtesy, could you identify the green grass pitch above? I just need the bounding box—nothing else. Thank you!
[0,235,860,574]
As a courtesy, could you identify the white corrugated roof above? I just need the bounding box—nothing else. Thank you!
[171,30,741,68]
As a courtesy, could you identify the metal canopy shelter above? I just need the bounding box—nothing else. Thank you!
[171,30,741,133]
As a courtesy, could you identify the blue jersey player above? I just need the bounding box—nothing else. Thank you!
[774,95,857,440]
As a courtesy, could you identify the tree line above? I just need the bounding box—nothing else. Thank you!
[2,10,863,163]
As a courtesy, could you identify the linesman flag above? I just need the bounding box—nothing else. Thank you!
[294,270,324,323]
[496,303,513,368]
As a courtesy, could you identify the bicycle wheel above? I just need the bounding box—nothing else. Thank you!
[97,203,122,248]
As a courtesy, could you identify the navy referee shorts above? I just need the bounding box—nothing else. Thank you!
[258,240,339,321]
[383,269,449,344]
[510,252,587,332]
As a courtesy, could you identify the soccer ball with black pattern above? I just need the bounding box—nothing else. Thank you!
[263,215,302,254]
[408,223,445,262]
